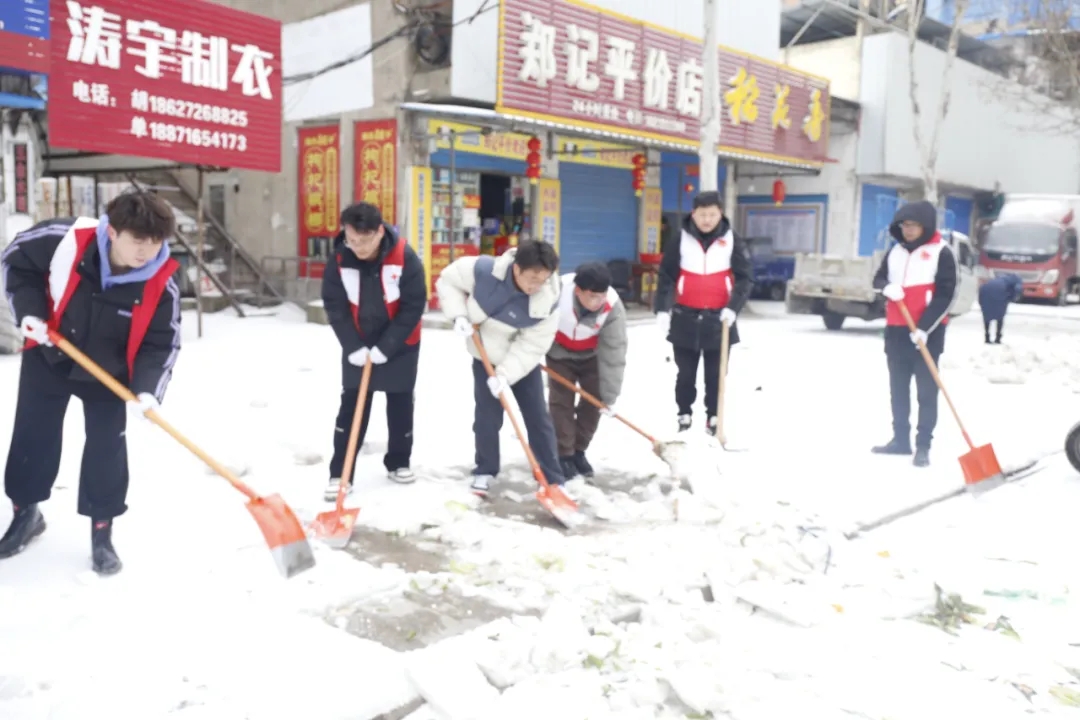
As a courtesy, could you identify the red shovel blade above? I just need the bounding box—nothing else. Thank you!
[535,485,584,529]
[310,507,360,549]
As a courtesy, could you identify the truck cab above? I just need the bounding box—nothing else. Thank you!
[977,195,1080,305]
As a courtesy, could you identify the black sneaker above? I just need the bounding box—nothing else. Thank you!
[0,504,46,559]
[677,414,692,432]
[913,448,930,467]
[559,456,580,480]
[572,451,595,478]
[871,438,912,455]
[91,519,123,576]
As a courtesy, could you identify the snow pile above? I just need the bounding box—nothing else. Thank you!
[941,334,1080,390]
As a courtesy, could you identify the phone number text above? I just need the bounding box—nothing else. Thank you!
[148,122,248,152]
[144,95,249,128]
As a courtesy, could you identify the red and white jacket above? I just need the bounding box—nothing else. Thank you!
[338,237,421,345]
[884,233,955,329]
[675,228,735,310]
[553,272,621,352]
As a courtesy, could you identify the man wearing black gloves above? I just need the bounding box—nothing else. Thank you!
[654,191,753,434]
[872,200,958,467]
[321,203,427,499]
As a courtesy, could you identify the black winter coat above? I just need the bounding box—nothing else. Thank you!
[321,225,426,392]
[654,214,754,351]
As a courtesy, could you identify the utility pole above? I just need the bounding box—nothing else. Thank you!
[699,0,720,193]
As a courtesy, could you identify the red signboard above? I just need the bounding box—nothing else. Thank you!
[354,118,397,226]
[495,0,830,166]
[297,125,340,278]
[47,0,282,172]
[0,31,49,74]
[13,144,29,214]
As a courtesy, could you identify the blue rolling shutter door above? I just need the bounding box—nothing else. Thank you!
[558,163,638,272]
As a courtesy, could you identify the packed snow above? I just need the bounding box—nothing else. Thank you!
[2,299,1080,719]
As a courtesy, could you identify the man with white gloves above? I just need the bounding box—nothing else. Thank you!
[654,191,753,434]
[871,200,958,467]
[321,203,426,499]
[436,239,565,497]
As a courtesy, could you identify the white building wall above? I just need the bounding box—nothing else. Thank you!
[783,39,861,101]
[451,0,781,105]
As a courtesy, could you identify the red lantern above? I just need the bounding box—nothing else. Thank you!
[525,136,542,184]
[772,179,786,206]
[684,183,694,193]
[631,152,647,197]
[527,136,541,152]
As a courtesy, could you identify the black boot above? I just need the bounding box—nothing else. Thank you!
[559,456,579,481]
[572,451,595,478]
[91,519,123,576]
[0,504,46,559]
[871,437,912,455]
[913,448,930,467]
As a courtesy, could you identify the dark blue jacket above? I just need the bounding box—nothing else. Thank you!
[978,274,1023,321]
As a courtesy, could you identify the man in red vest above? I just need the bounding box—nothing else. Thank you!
[545,262,628,480]
[321,203,426,500]
[0,192,181,575]
[654,191,754,434]
[871,200,958,467]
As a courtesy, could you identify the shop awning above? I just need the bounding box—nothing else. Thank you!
[400,102,824,174]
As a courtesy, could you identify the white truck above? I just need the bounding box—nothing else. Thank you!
[785,230,979,330]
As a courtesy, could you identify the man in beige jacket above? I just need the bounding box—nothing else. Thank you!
[436,239,564,497]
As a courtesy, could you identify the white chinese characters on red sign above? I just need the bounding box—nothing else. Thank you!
[51,0,281,172]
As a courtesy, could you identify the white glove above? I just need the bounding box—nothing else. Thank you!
[882,283,905,302]
[126,392,159,420]
[487,374,509,398]
[720,308,737,326]
[453,316,473,337]
[656,312,670,334]
[910,329,928,346]
[347,347,370,366]
[601,402,617,418]
[19,316,50,345]
[370,347,388,365]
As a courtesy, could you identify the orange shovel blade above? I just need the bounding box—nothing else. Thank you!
[310,506,361,549]
[960,443,1004,487]
[535,485,583,529]
[244,494,317,578]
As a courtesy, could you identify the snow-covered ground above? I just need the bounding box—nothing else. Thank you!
[2,300,1080,718]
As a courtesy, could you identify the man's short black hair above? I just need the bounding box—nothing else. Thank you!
[573,261,611,292]
[341,202,382,232]
[514,239,559,273]
[692,191,723,210]
[106,192,175,241]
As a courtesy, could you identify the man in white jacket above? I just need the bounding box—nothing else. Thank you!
[436,239,565,497]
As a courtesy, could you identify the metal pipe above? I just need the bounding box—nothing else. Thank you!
[448,129,456,263]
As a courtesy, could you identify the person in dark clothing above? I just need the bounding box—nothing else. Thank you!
[871,200,959,467]
[978,273,1022,344]
[654,191,754,434]
[0,192,182,575]
[320,203,427,500]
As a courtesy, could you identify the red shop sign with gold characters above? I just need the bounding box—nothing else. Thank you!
[47,0,282,172]
[495,0,830,166]
[297,125,340,264]
[354,118,397,226]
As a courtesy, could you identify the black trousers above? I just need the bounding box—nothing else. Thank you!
[471,360,565,485]
[983,317,1003,343]
[887,345,941,450]
[329,387,413,483]
[5,347,130,519]
[673,346,726,417]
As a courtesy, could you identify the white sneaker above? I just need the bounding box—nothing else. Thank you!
[388,468,416,484]
[323,477,353,502]
[470,474,493,498]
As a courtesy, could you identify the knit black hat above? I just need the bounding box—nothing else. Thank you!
[573,261,611,292]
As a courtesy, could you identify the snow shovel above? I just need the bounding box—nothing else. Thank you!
[47,330,315,579]
[895,303,1004,488]
[472,330,582,528]
[714,318,745,452]
[310,357,372,548]
[540,365,684,462]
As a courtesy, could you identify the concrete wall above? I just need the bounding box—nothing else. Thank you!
[783,39,861,102]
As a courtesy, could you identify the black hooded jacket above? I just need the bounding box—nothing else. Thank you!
[872,200,958,355]
[321,224,427,392]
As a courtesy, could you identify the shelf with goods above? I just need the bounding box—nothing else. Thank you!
[429,169,481,310]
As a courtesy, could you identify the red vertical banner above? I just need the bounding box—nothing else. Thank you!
[13,144,29,214]
[354,118,397,226]
[297,125,341,277]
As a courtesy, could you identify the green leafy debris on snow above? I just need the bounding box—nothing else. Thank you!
[582,654,605,669]
[449,560,476,575]
[1049,685,1080,707]
[986,615,1021,640]
[445,500,472,514]
[916,584,985,635]
[685,712,713,719]
[533,554,565,571]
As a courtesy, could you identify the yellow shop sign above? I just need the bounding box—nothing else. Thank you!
[556,137,635,169]
[428,120,532,160]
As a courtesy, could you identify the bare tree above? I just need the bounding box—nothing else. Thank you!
[905,0,970,205]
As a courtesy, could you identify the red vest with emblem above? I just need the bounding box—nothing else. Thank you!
[884,233,950,328]
[553,273,620,352]
[676,228,734,310]
[23,219,181,379]
[337,238,421,345]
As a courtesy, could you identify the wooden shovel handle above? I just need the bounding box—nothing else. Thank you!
[47,330,264,501]
[541,365,656,444]
[894,302,975,450]
[472,329,552,490]
[337,357,373,509]
[716,319,730,443]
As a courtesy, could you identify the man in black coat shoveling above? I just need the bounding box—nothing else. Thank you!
[978,273,1022,344]
[321,203,426,500]
[654,191,753,434]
